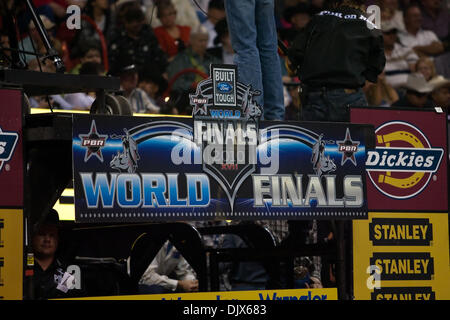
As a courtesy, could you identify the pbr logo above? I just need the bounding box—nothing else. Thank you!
[337,127,360,166]
[0,127,19,172]
[190,64,262,210]
[79,120,108,162]
[365,121,444,199]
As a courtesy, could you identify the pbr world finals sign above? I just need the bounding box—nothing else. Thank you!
[72,65,373,223]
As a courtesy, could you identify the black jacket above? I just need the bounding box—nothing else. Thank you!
[108,24,168,75]
[288,6,385,89]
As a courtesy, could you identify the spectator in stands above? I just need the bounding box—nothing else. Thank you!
[0,31,11,67]
[428,75,450,108]
[294,257,323,289]
[376,0,406,32]
[363,72,400,106]
[279,2,312,45]
[138,66,169,111]
[310,0,326,14]
[74,0,115,46]
[27,58,74,109]
[206,18,235,65]
[32,209,80,299]
[415,56,438,81]
[108,3,168,76]
[420,0,449,42]
[201,0,226,48]
[146,0,200,31]
[167,25,220,95]
[33,0,85,20]
[153,0,191,60]
[398,4,444,57]
[20,14,62,64]
[392,72,433,107]
[192,0,209,23]
[64,62,105,110]
[138,240,198,294]
[382,24,418,88]
[117,64,161,114]
[69,39,102,74]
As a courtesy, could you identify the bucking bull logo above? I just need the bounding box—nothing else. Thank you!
[311,134,336,176]
[110,129,140,174]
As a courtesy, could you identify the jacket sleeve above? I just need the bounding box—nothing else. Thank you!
[364,31,386,83]
[139,245,179,291]
[174,257,197,281]
[287,21,314,72]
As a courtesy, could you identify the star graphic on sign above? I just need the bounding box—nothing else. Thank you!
[79,120,108,162]
[337,128,360,166]
[190,92,208,116]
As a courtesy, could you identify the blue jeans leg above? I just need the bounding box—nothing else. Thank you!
[225,0,284,120]
[255,0,285,120]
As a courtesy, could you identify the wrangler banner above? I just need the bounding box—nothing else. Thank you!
[61,288,338,301]
[353,212,450,300]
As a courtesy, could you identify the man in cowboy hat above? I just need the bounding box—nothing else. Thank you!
[392,73,433,107]
[428,75,450,109]
[32,209,82,299]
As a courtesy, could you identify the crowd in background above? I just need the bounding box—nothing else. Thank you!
[2,0,448,116]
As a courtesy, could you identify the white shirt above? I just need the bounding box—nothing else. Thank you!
[382,10,406,33]
[64,93,95,110]
[125,88,160,114]
[398,29,440,49]
[139,241,197,291]
[222,50,235,65]
[202,19,217,49]
[384,43,418,88]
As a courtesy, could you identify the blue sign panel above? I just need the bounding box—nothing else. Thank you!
[72,116,372,222]
[72,64,372,223]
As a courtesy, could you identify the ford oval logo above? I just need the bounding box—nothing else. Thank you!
[217,82,233,93]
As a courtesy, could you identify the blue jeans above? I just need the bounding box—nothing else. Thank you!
[225,0,285,120]
[302,88,368,122]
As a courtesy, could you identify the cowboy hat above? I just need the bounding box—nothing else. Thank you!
[403,73,433,93]
[428,75,450,91]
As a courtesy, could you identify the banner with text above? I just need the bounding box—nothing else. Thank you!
[353,212,450,300]
[72,115,373,222]
[62,288,338,301]
[351,107,448,212]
